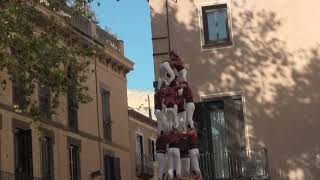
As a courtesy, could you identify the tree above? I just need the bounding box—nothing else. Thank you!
[0,0,100,120]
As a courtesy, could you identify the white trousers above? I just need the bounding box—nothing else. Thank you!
[155,109,163,135]
[178,69,187,82]
[166,105,178,131]
[157,153,166,180]
[186,102,195,128]
[177,111,186,131]
[189,148,202,177]
[181,157,190,177]
[168,148,181,179]
[158,62,175,89]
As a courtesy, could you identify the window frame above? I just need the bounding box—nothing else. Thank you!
[200,91,247,151]
[14,128,33,178]
[12,77,28,109]
[67,65,79,131]
[39,86,52,120]
[68,137,81,180]
[148,138,156,161]
[104,154,121,180]
[199,2,233,49]
[135,132,144,157]
[101,89,112,142]
[41,136,54,180]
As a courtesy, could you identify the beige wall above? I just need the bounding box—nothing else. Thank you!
[0,18,133,180]
[150,0,320,179]
[128,111,158,180]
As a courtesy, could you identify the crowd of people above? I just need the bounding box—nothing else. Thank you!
[154,51,202,180]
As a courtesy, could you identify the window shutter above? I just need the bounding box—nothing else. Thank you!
[148,139,151,160]
[114,157,121,180]
[194,102,211,153]
[223,98,241,152]
[102,91,112,141]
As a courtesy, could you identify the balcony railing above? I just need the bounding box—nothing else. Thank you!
[39,3,123,54]
[199,148,269,180]
[0,171,43,180]
[64,8,123,54]
[242,148,269,179]
[135,153,155,179]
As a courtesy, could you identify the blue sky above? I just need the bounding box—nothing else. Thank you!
[92,0,154,90]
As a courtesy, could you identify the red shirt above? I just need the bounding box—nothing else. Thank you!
[187,129,198,149]
[177,94,185,113]
[178,133,190,158]
[164,86,178,106]
[154,88,165,110]
[156,134,169,153]
[183,85,193,102]
[168,131,183,148]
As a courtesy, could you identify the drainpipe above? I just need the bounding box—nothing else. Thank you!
[94,56,103,180]
[165,0,171,53]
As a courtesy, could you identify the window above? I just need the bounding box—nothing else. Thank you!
[69,145,80,180]
[42,136,54,180]
[39,86,51,119]
[101,90,112,141]
[136,134,143,156]
[195,94,245,179]
[148,139,156,161]
[67,90,78,131]
[104,155,121,180]
[15,129,33,179]
[136,134,144,165]
[12,77,28,110]
[67,66,78,131]
[202,4,232,47]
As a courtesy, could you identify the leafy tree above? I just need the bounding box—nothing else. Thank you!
[0,0,102,120]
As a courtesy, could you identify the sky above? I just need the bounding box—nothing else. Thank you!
[92,0,154,90]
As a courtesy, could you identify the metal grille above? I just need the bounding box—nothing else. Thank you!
[199,148,269,180]
[0,171,43,180]
[69,145,80,180]
[15,129,33,180]
[41,137,53,180]
[135,153,154,179]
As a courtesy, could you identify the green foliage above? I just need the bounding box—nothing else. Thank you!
[0,1,99,119]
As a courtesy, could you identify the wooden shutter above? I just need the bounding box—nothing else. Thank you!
[114,157,121,180]
[102,91,112,141]
[39,86,51,119]
[223,98,240,152]
[148,139,155,161]
[15,129,33,178]
[194,102,211,153]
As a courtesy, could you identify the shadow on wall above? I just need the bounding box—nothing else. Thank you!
[150,0,320,179]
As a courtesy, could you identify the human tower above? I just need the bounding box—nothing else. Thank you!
[154,51,202,180]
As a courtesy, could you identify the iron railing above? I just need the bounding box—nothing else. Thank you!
[135,153,155,179]
[199,148,269,180]
[242,148,269,179]
[61,7,122,53]
[39,2,123,54]
[0,171,43,180]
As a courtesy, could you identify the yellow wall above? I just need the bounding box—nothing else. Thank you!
[0,22,133,180]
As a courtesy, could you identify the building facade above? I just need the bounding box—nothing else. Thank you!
[0,4,134,180]
[149,0,320,180]
[128,109,158,180]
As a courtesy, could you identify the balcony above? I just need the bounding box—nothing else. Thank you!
[39,3,123,55]
[199,148,270,180]
[0,171,43,180]
[242,148,269,180]
[135,153,155,179]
